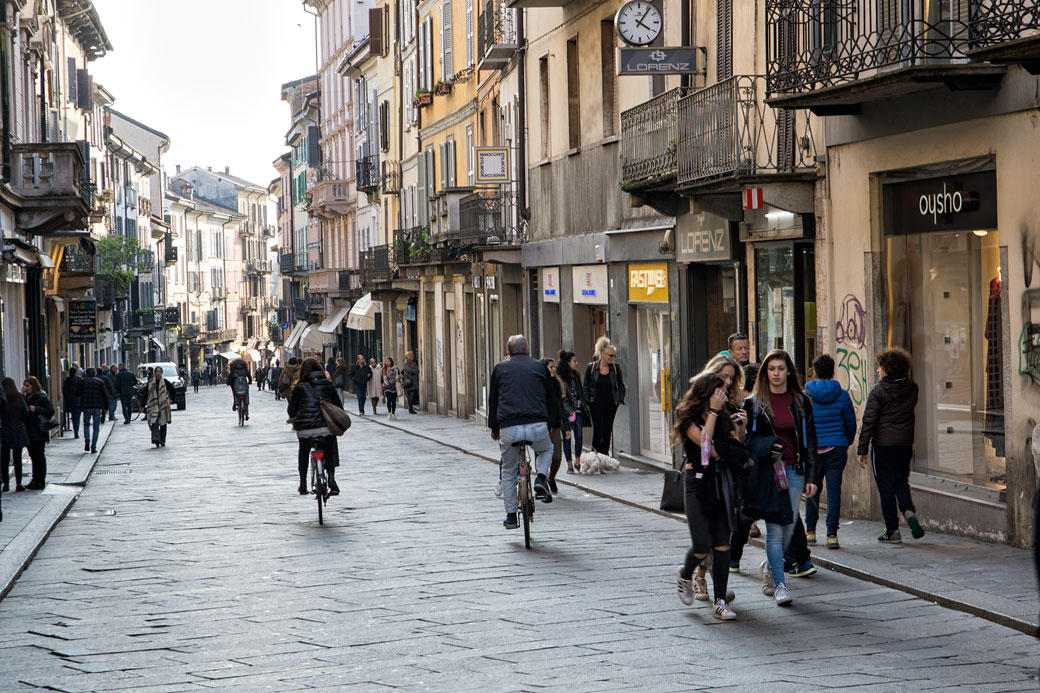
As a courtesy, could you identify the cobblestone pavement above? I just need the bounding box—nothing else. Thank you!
[0,386,1037,691]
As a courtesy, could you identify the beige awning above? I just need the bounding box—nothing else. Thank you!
[283,320,308,349]
[346,293,377,331]
[318,304,351,333]
[299,324,323,353]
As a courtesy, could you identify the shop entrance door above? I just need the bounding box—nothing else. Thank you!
[637,307,671,462]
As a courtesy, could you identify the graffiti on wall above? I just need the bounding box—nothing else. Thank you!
[835,294,868,405]
[1020,227,1040,386]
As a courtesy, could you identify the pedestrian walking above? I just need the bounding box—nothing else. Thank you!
[191,370,201,393]
[22,377,54,490]
[540,358,570,494]
[331,357,349,404]
[804,354,857,549]
[76,368,109,455]
[269,361,284,400]
[287,357,343,496]
[382,357,399,420]
[1,377,31,492]
[144,366,175,448]
[257,366,267,391]
[368,358,383,415]
[583,337,625,455]
[857,347,925,543]
[726,332,755,368]
[62,366,83,438]
[349,355,372,415]
[673,372,748,621]
[102,365,119,421]
[743,349,820,607]
[115,362,137,423]
[277,358,300,400]
[401,351,420,414]
[741,362,762,542]
[557,351,588,474]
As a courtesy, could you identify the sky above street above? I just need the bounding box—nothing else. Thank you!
[91,0,317,191]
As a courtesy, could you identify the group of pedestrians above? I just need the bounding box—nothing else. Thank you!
[329,352,418,420]
[673,340,925,621]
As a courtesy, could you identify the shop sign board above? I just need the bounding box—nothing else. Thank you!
[676,212,739,263]
[617,47,705,75]
[883,171,997,235]
[475,147,511,183]
[69,299,97,343]
[541,267,560,303]
[628,262,669,303]
[572,265,608,305]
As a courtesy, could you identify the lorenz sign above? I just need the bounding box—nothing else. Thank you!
[617,47,705,76]
[676,211,741,263]
[883,171,997,235]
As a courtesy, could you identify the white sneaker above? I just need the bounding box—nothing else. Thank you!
[494,480,503,498]
[693,575,709,602]
[712,599,737,621]
[774,583,792,606]
[676,567,694,606]
[760,560,776,596]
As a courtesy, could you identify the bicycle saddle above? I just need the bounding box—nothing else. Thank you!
[511,440,533,447]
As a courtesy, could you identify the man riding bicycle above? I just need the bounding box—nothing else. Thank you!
[488,334,559,529]
[228,359,252,419]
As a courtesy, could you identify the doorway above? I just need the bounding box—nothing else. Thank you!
[636,306,671,462]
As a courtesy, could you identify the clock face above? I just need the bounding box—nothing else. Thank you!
[615,1,662,47]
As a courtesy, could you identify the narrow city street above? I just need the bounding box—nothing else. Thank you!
[0,387,1034,692]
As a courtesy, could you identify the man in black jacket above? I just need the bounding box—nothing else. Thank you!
[63,367,83,438]
[115,363,137,424]
[76,368,109,454]
[488,335,557,530]
[349,355,372,415]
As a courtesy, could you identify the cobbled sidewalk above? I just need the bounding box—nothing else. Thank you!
[360,407,1040,636]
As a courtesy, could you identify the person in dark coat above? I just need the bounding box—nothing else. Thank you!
[331,357,350,403]
[228,359,252,415]
[115,362,137,424]
[349,354,372,415]
[191,370,201,393]
[22,376,54,490]
[557,350,588,474]
[857,347,924,543]
[1,377,32,492]
[583,337,626,455]
[401,352,420,414]
[287,357,344,495]
[101,365,119,421]
[269,362,284,400]
[76,368,110,454]
[63,366,83,438]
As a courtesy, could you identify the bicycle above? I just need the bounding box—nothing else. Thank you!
[236,393,248,426]
[512,439,535,549]
[307,439,330,525]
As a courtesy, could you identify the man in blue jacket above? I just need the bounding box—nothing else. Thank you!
[803,354,857,549]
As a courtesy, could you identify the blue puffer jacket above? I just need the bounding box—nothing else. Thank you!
[805,379,856,448]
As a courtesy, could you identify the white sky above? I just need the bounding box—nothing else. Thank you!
[91,0,318,191]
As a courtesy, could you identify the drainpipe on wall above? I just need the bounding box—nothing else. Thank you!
[516,9,529,223]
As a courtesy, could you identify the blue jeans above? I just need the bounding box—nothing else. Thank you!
[108,396,118,420]
[68,407,81,436]
[120,394,133,422]
[82,409,103,449]
[765,466,805,586]
[498,422,553,515]
[562,413,585,463]
[805,447,847,536]
[354,385,367,413]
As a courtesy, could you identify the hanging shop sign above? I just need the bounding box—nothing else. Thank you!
[676,212,741,263]
[883,171,997,235]
[68,299,97,343]
[617,47,705,76]
[572,265,608,305]
[541,267,560,303]
[475,147,511,183]
[628,262,669,303]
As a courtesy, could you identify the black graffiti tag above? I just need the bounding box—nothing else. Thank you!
[835,294,867,349]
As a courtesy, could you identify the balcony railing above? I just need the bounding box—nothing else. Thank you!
[359,245,393,285]
[59,244,97,275]
[247,259,271,274]
[11,143,91,234]
[620,87,692,190]
[338,269,363,296]
[394,226,431,265]
[457,191,521,245]
[969,1,1040,60]
[478,0,518,70]
[310,179,355,217]
[381,160,401,195]
[279,252,295,273]
[195,328,237,344]
[677,76,817,186]
[356,155,379,193]
[94,278,116,308]
[765,0,974,97]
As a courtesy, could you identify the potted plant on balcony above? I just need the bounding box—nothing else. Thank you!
[414,88,432,107]
[433,80,453,96]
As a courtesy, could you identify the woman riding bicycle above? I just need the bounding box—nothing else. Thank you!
[287,357,343,496]
[228,359,252,417]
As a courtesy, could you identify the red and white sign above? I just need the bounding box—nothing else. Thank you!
[743,188,763,210]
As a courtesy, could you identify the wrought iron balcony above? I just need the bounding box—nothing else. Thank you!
[478,0,518,70]
[766,0,1005,112]
[59,244,97,275]
[968,0,1040,68]
[457,191,521,245]
[356,155,379,193]
[620,87,691,191]
[394,226,432,266]
[310,179,355,218]
[360,245,393,285]
[381,160,401,195]
[94,278,116,308]
[11,142,91,234]
[676,76,817,189]
[338,269,363,296]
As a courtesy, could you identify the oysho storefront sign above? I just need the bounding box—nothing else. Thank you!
[629,262,669,303]
[541,267,560,303]
[572,265,608,305]
[883,170,997,235]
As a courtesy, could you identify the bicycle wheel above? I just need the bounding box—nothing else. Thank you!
[238,406,244,426]
[316,471,325,525]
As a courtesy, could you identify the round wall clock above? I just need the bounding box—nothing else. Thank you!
[615,1,662,47]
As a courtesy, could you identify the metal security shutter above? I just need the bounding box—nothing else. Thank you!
[716,0,732,80]
[441,2,453,81]
[465,0,474,66]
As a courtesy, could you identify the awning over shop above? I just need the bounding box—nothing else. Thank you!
[218,351,242,361]
[245,338,257,349]
[150,338,165,352]
[245,349,263,363]
[229,344,243,353]
[345,293,377,331]
[318,304,351,333]
[299,324,323,353]
[283,320,308,349]
[264,341,275,352]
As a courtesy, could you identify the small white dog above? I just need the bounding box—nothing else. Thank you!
[578,451,621,475]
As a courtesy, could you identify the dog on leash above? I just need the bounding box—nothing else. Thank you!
[578,451,621,475]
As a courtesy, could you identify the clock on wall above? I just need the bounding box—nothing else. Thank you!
[614,0,662,47]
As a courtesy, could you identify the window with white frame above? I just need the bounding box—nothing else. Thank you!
[440,3,453,81]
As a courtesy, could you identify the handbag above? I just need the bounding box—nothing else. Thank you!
[660,468,685,512]
[39,414,60,432]
[305,384,352,436]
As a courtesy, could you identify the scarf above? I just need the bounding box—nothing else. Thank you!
[145,379,172,427]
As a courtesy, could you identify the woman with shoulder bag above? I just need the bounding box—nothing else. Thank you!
[743,349,820,607]
[332,357,349,404]
[557,350,587,474]
[1,377,32,492]
[382,357,400,420]
[540,358,571,494]
[22,376,55,490]
[673,372,749,621]
[583,337,626,455]
[288,357,344,496]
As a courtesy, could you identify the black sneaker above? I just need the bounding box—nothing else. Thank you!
[534,474,552,503]
[503,513,519,529]
[548,478,559,494]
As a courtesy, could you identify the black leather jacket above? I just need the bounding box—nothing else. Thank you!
[857,376,918,454]
[76,376,110,411]
[744,393,821,487]
[26,391,55,444]
[287,371,343,431]
[583,360,626,407]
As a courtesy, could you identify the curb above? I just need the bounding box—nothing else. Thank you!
[361,415,1040,638]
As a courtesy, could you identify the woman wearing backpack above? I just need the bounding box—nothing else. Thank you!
[288,357,344,496]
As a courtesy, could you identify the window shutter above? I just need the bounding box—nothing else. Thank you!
[77,69,92,110]
[439,143,447,189]
[417,151,428,225]
[465,0,474,66]
[307,125,320,165]
[441,2,453,81]
[369,8,383,56]
[426,18,435,86]
[447,140,456,187]
[67,58,78,104]
[418,20,426,89]
[717,0,733,80]
[380,101,389,151]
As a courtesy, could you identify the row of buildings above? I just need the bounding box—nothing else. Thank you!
[0,2,278,419]
[274,0,1040,547]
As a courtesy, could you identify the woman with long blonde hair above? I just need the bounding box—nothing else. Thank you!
[583,337,626,455]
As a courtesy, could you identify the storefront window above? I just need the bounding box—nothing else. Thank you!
[885,230,1005,489]
[636,307,671,461]
[755,245,815,375]
[475,294,487,411]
